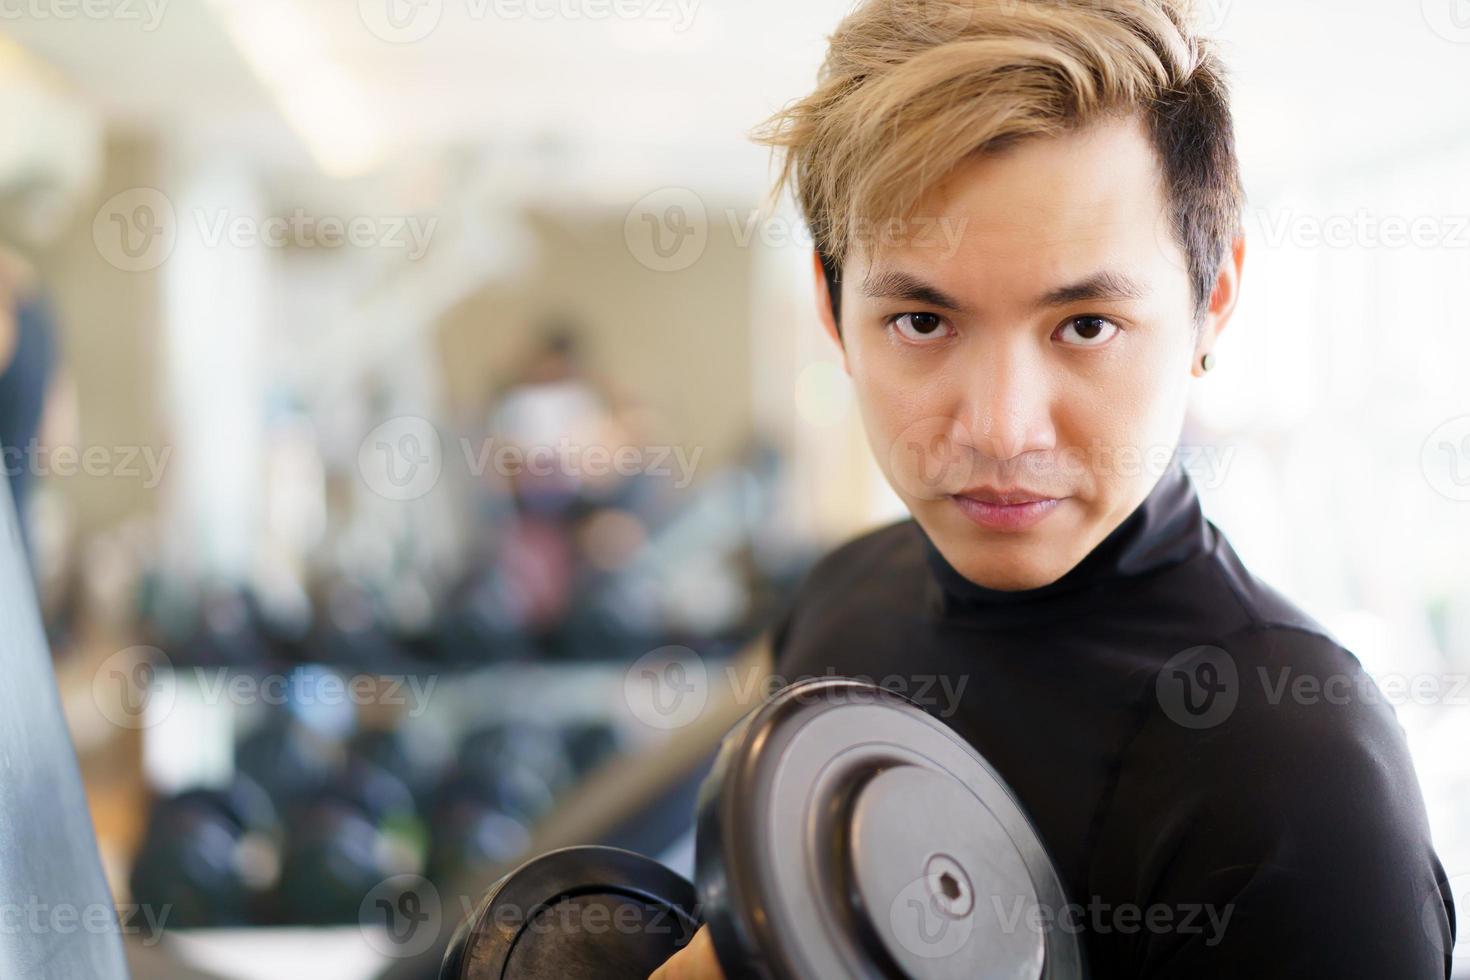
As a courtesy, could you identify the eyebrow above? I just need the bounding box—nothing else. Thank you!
[858,268,1148,314]
[859,269,967,312]
[1034,270,1148,311]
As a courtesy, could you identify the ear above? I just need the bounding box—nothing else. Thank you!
[1194,233,1245,377]
[810,250,845,362]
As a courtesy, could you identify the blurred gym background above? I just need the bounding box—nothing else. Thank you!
[2,1,1469,977]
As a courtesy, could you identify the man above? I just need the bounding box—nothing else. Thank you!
[653,0,1457,976]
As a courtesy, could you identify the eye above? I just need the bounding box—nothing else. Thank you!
[890,312,950,343]
[1056,315,1120,347]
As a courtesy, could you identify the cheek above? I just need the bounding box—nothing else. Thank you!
[847,343,951,497]
[1057,334,1193,489]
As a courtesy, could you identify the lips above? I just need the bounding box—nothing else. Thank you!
[950,488,1064,532]
[946,493,1064,531]
[954,486,1055,506]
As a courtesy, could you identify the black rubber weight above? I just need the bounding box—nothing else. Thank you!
[695,677,1088,980]
[441,846,701,980]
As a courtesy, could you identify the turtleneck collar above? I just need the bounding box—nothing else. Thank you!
[921,455,1213,617]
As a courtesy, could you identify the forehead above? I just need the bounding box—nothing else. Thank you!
[850,116,1177,299]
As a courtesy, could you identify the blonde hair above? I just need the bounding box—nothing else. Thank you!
[756,0,1243,321]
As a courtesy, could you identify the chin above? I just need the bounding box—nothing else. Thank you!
[955,555,1064,592]
[925,524,1072,592]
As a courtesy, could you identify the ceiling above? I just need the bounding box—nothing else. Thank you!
[4,0,1469,203]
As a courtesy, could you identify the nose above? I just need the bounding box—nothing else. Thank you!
[954,340,1056,464]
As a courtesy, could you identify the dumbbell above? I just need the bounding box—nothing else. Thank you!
[129,775,281,928]
[440,677,1088,979]
[276,757,424,924]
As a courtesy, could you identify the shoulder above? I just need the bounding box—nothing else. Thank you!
[1201,526,1334,638]
[1147,623,1412,791]
[1104,626,1453,975]
[1123,623,1434,870]
[768,520,927,660]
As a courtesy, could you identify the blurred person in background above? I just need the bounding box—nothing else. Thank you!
[0,233,60,559]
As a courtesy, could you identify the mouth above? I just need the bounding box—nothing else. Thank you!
[954,485,1055,506]
[950,487,1065,533]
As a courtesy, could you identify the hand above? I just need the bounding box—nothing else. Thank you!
[649,924,726,980]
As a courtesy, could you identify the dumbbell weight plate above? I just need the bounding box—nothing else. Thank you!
[696,678,1087,980]
[441,846,701,979]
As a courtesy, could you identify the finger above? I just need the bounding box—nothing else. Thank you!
[648,924,724,980]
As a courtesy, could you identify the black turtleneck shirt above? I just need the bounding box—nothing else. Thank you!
[770,459,1457,978]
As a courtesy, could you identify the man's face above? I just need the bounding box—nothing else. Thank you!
[831,116,1222,590]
